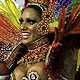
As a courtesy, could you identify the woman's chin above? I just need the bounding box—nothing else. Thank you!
[22,39,31,45]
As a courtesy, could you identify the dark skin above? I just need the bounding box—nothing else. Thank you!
[13,8,47,80]
[20,8,42,45]
[0,8,47,80]
[0,61,9,75]
[0,8,41,75]
[13,61,47,80]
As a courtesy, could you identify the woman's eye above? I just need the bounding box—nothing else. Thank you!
[27,19,37,25]
[19,18,24,24]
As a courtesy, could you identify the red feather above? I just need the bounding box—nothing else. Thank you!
[24,0,28,9]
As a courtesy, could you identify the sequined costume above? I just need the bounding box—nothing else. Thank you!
[0,0,80,80]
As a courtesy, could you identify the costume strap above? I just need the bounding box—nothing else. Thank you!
[6,43,28,72]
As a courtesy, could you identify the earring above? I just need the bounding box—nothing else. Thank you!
[36,20,49,35]
[36,2,55,35]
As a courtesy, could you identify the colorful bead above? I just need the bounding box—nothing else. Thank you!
[28,71,40,80]
[42,10,54,23]
[36,21,49,35]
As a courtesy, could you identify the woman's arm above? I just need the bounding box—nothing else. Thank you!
[0,61,9,75]
[0,61,10,80]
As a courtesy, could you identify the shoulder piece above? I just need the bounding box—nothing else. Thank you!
[6,43,28,72]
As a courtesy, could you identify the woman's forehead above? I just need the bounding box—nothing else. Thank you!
[22,8,40,20]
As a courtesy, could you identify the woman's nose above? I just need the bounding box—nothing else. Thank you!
[20,24,28,30]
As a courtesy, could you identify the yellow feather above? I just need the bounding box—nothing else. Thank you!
[8,0,20,22]
[0,0,21,30]
[76,49,80,71]
[0,10,19,28]
[4,0,19,23]
[0,1,7,10]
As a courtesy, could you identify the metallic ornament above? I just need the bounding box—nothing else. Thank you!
[10,73,13,80]
[22,77,28,80]
[27,0,50,6]
[29,71,39,80]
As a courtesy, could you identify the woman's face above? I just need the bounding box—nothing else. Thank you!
[20,8,42,45]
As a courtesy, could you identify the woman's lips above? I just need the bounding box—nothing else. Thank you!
[22,32,31,39]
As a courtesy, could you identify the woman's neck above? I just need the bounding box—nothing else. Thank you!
[27,36,49,50]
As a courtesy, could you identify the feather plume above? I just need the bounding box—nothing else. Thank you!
[0,13,21,46]
[0,0,21,29]
[45,3,80,79]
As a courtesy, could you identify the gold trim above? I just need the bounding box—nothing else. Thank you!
[27,36,49,50]
[28,0,49,6]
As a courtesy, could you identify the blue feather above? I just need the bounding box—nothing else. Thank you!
[53,0,73,21]
[66,1,74,18]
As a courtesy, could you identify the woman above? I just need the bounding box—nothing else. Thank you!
[0,0,50,80]
[12,5,49,80]
[0,0,80,80]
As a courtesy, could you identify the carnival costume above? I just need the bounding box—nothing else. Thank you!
[0,0,80,80]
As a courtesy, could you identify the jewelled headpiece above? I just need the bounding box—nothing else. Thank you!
[24,0,50,8]
[26,2,47,11]
[28,0,50,6]
[24,0,50,11]
[24,0,72,36]
[24,0,55,35]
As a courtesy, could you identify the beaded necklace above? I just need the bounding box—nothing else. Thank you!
[17,36,50,66]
